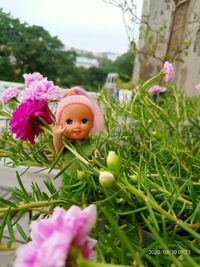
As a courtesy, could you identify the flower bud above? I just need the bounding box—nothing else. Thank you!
[77,170,87,180]
[129,174,138,183]
[106,151,121,171]
[151,131,158,137]
[99,171,115,189]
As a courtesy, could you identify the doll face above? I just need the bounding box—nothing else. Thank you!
[60,103,94,143]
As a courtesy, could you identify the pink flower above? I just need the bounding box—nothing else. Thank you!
[148,85,162,95]
[14,205,97,267]
[9,99,53,144]
[0,87,20,104]
[195,84,200,91]
[23,79,61,102]
[163,61,175,83]
[23,72,44,87]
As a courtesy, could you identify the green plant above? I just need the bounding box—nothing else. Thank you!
[0,71,200,266]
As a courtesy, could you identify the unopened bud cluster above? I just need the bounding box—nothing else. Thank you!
[99,151,122,189]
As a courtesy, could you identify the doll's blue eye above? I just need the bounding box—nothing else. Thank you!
[81,118,88,124]
[66,119,73,125]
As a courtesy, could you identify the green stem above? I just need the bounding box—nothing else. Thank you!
[141,70,164,91]
[131,70,164,111]
[79,258,130,267]
[64,142,91,165]
[0,200,69,216]
[147,178,192,205]
[123,180,200,230]
[69,247,132,267]
[0,244,16,251]
[123,180,178,223]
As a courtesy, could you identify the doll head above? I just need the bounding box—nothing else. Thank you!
[56,86,104,143]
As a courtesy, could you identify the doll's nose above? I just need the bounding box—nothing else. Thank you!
[73,122,81,129]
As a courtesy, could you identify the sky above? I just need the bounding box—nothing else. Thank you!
[0,0,143,54]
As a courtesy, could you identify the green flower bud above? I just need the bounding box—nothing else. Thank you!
[77,170,87,180]
[116,197,125,204]
[129,174,138,183]
[99,171,115,189]
[151,131,158,137]
[106,151,121,171]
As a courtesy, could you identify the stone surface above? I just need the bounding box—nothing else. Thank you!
[0,163,61,266]
[133,0,200,97]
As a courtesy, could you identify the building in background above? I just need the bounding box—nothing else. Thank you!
[104,72,119,99]
[75,56,99,69]
[97,52,119,61]
[133,0,200,96]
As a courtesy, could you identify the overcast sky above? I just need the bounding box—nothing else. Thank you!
[0,0,143,54]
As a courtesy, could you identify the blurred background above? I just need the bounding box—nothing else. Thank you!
[1,0,200,96]
[0,0,142,92]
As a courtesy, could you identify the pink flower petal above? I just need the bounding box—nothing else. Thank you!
[163,61,175,83]
[14,205,97,267]
[195,84,200,91]
[9,99,53,144]
[148,85,162,95]
[0,87,20,105]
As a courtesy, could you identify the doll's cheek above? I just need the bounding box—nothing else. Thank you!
[63,132,69,139]
[63,128,71,137]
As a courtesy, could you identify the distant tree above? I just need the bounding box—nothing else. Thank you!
[113,49,135,81]
[0,9,77,85]
[98,57,114,73]
[98,49,135,82]
[0,9,135,91]
[85,67,107,91]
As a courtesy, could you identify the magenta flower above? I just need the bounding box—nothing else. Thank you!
[195,84,200,91]
[23,79,61,102]
[163,61,175,83]
[9,99,53,144]
[148,85,162,95]
[14,205,97,267]
[23,72,44,87]
[0,87,20,105]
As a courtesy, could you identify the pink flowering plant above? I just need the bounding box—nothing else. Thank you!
[163,61,175,83]
[0,72,61,168]
[23,72,44,87]
[195,83,200,92]
[0,72,62,146]
[9,99,53,144]
[23,77,61,102]
[0,86,20,109]
[14,205,97,267]
[0,65,200,267]
[139,61,175,94]
[148,85,162,95]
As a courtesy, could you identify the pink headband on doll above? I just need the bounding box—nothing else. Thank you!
[56,86,104,134]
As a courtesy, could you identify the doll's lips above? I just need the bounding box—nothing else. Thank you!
[74,130,82,136]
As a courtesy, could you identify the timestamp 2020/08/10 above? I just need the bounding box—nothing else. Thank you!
[148,249,191,255]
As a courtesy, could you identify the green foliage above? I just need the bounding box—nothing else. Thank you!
[74,66,107,92]
[99,49,135,82]
[0,9,78,86]
[0,77,200,265]
[113,50,135,81]
[0,9,134,92]
[99,56,115,74]
[116,79,135,90]
[74,49,135,91]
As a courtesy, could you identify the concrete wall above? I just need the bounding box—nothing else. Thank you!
[133,0,200,97]
[133,0,173,82]
[175,0,200,96]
